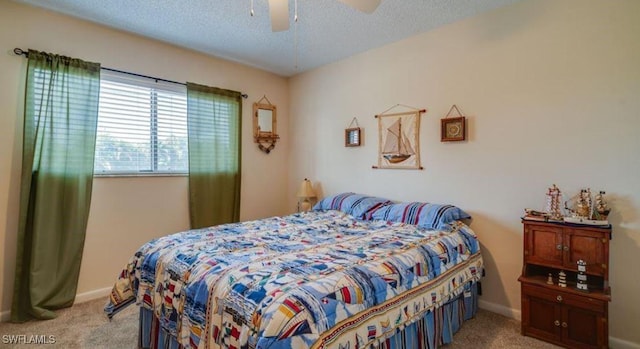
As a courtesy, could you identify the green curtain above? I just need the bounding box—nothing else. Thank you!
[186,83,242,229]
[11,50,100,322]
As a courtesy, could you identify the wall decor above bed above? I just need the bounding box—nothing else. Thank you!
[372,104,426,170]
[345,117,362,147]
[441,104,467,142]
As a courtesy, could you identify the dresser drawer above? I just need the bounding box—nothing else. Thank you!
[522,283,605,313]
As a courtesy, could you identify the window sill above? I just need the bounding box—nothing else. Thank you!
[93,173,188,178]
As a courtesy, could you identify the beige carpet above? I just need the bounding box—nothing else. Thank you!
[0,299,559,348]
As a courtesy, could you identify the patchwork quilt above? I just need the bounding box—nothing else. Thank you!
[105,210,483,349]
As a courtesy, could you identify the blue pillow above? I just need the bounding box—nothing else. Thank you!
[370,202,471,230]
[313,193,392,219]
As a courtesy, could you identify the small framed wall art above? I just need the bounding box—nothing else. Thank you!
[345,128,361,147]
[372,105,426,170]
[344,117,362,147]
[441,105,466,142]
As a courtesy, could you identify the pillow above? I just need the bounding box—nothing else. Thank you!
[313,192,392,219]
[370,202,471,230]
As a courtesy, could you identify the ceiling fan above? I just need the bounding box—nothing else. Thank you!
[266,0,382,32]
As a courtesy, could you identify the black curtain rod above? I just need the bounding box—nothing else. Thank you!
[13,48,248,99]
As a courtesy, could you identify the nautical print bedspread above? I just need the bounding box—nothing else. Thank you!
[105,210,483,349]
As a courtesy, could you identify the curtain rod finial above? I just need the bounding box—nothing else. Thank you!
[14,48,28,57]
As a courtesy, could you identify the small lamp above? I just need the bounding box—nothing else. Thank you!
[296,178,317,212]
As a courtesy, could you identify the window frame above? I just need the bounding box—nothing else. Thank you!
[94,71,189,177]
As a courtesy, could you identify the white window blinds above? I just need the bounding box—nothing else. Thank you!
[95,70,188,175]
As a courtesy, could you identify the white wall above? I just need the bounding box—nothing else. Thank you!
[289,0,640,345]
[0,1,290,316]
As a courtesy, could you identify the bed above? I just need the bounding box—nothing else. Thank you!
[105,193,484,349]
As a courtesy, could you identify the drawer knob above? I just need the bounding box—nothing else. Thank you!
[562,322,568,328]
[554,320,560,327]
[563,245,569,251]
[556,244,562,250]
[556,295,563,302]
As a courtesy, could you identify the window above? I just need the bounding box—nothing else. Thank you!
[94,70,188,175]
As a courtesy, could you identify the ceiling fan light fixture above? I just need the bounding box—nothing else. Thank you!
[338,0,382,14]
[268,0,290,32]
[265,0,381,32]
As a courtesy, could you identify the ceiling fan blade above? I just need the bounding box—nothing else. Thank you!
[268,0,289,32]
[338,0,381,14]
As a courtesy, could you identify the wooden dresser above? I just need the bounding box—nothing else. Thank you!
[518,219,612,348]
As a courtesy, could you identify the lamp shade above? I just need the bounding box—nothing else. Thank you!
[296,178,316,198]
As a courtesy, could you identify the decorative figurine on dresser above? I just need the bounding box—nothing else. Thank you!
[577,260,589,292]
[519,185,612,348]
[545,184,563,220]
[595,191,610,221]
[558,271,567,288]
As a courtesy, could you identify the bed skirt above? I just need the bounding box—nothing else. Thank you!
[139,282,478,349]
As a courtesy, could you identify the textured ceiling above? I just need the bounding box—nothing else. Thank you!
[13,0,522,77]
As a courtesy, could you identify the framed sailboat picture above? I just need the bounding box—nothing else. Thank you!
[375,110,422,169]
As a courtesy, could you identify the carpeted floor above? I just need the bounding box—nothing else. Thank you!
[0,298,560,348]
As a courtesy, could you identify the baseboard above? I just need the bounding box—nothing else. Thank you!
[74,286,112,304]
[610,337,640,349]
[0,286,112,322]
[478,299,521,321]
[477,300,638,348]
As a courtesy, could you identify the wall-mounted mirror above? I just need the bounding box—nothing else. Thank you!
[253,98,279,154]
[257,108,273,134]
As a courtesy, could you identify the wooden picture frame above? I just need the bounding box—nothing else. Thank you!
[345,127,361,147]
[253,102,278,141]
[374,111,422,169]
[441,116,466,142]
[252,97,280,154]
